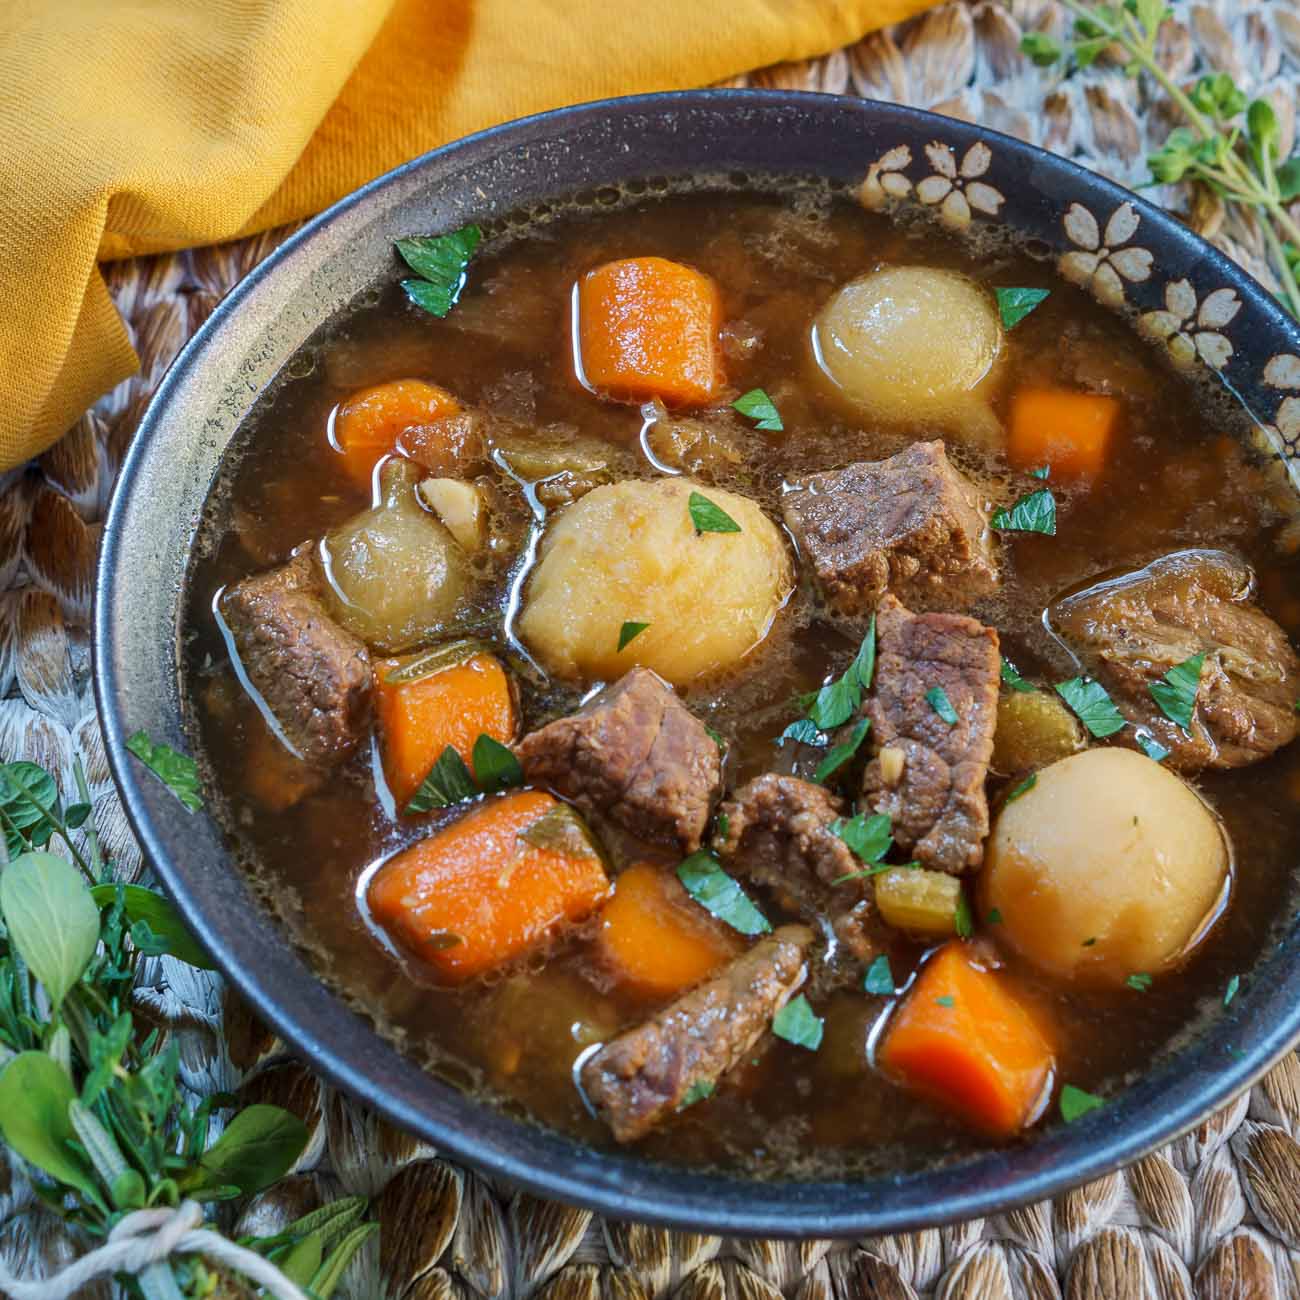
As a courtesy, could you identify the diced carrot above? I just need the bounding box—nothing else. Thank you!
[373,649,516,809]
[1007,387,1120,482]
[575,257,723,407]
[596,862,743,998]
[331,378,461,488]
[368,790,611,981]
[241,721,322,813]
[878,942,1055,1138]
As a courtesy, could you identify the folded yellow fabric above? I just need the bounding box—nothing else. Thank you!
[0,0,933,472]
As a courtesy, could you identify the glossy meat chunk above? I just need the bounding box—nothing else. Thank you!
[516,667,722,851]
[579,925,813,1143]
[861,596,1000,873]
[1050,549,1299,771]
[781,440,997,615]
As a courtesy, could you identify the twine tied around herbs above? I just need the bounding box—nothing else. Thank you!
[0,1199,311,1300]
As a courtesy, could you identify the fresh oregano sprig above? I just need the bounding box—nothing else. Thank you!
[1023,0,1300,320]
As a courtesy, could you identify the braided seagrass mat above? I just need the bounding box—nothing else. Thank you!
[6,2,1300,1295]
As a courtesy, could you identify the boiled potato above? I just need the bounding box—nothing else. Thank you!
[320,459,467,652]
[992,690,1086,773]
[519,477,791,685]
[810,267,1003,441]
[981,749,1230,987]
[418,477,486,553]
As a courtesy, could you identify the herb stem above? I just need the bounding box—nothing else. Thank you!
[73,756,105,882]
[1259,213,1300,320]
[6,769,97,885]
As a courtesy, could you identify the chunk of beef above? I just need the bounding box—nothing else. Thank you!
[716,774,880,961]
[220,552,371,767]
[781,440,997,615]
[516,667,722,852]
[1050,548,1299,771]
[579,925,813,1143]
[861,596,1000,873]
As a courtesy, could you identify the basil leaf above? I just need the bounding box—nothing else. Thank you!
[472,735,523,794]
[991,487,1056,535]
[832,812,892,864]
[618,621,649,652]
[88,883,213,969]
[688,492,742,535]
[777,718,827,748]
[999,657,1035,694]
[1,852,98,1007]
[1136,732,1171,762]
[676,852,771,936]
[772,994,823,1051]
[405,746,479,814]
[0,1052,99,1201]
[383,638,491,685]
[677,1079,716,1111]
[813,718,870,783]
[925,686,959,726]
[1005,773,1037,803]
[395,225,481,318]
[807,619,877,730]
[864,955,895,995]
[1054,677,1127,738]
[732,387,783,432]
[125,731,203,813]
[1148,652,1206,730]
[516,805,601,860]
[182,1104,310,1197]
[1059,1084,1105,1123]
[995,287,1050,329]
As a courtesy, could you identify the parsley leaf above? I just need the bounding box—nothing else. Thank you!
[995,286,1050,329]
[688,492,742,535]
[1126,972,1153,992]
[1000,657,1035,693]
[472,735,523,794]
[778,718,828,748]
[1059,1084,1105,1123]
[396,225,481,317]
[406,745,479,813]
[864,955,895,995]
[772,994,823,1050]
[1224,974,1240,1007]
[677,853,771,936]
[125,732,203,813]
[832,811,893,865]
[677,1079,716,1110]
[813,718,870,783]
[618,621,649,652]
[935,995,955,1008]
[807,618,877,730]
[1006,773,1037,803]
[1031,465,1051,480]
[1054,677,1127,738]
[1136,732,1171,762]
[991,487,1057,535]
[732,388,783,431]
[1148,652,1206,730]
[954,893,974,938]
[925,686,959,726]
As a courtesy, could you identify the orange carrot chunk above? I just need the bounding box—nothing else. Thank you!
[368,790,610,982]
[878,942,1055,1138]
[373,648,516,810]
[597,862,743,998]
[575,257,723,407]
[331,378,461,488]
[1007,387,1120,482]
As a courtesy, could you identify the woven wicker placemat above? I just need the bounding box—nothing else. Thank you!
[5,2,1300,1296]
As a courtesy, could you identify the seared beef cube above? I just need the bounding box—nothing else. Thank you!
[861,595,1000,873]
[717,774,879,961]
[580,925,812,1143]
[1050,549,1299,771]
[516,667,721,852]
[781,440,997,615]
[220,552,371,767]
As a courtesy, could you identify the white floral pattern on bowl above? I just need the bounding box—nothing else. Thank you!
[1058,202,1153,308]
[915,142,1004,231]
[1139,281,1242,370]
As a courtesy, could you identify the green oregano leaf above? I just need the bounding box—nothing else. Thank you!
[864,955,895,995]
[772,994,823,1051]
[925,686,959,726]
[471,735,523,795]
[1054,677,1127,738]
[405,746,479,814]
[688,491,742,535]
[813,718,870,784]
[1000,657,1035,693]
[618,621,650,652]
[395,225,481,318]
[181,1104,310,1197]
[1059,1084,1105,1123]
[995,287,1050,329]
[125,731,203,812]
[1148,652,1206,730]
[991,487,1057,535]
[732,388,784,432]
[676,853,771,936]
[778,718,827,748]
[89,884,214,970]
[807,618,877,730]
[677,1079,716,1111]
[832,812,893,865]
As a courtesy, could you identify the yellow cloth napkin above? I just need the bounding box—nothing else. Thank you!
[0,0,933,472]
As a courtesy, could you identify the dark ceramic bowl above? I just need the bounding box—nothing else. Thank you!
[95,90,1300,1237]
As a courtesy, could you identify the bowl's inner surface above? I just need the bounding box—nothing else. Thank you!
[180,176,1300,1182]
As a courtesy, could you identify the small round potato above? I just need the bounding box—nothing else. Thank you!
[981,749,1230,986]
[519,477,791,685]
[811,267,1003,440]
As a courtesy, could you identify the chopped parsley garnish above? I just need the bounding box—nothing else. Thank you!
[1224,975,1240,1007]
[396,225,481,317]
[125,731,203,813]
[677,853,771,936]
[925,686,959,726]
[406,745,479,813]
[618,621,650,652]
[987,908,1004,925]
[772,994,824,1050]
[1054,677,1127,738]
[1126,973,1153,992]
[954,893,974,939]
[864,955,895,995]
[1006,773,1037,803]
[832,811,893,865]
[1059,1084,1105,1123]
[1031,465,1051,480]
[991,487,1057,536]
[677,1080,716,1110]
[807,618,877,730]
[688,492,742,535]
[935,995,955,1008]
[732,387,783,431]
[813,718,870,783]
[777,718,828,748]
[1148,652,1206,730]
[995,286,1051,329]
[1136,732,1171,762]
[716,812,729,841]
[1000,657,1035,693]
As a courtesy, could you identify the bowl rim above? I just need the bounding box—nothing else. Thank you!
[94,87,1300,1238]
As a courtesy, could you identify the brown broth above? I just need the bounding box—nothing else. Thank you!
[182,185,1300,1178]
